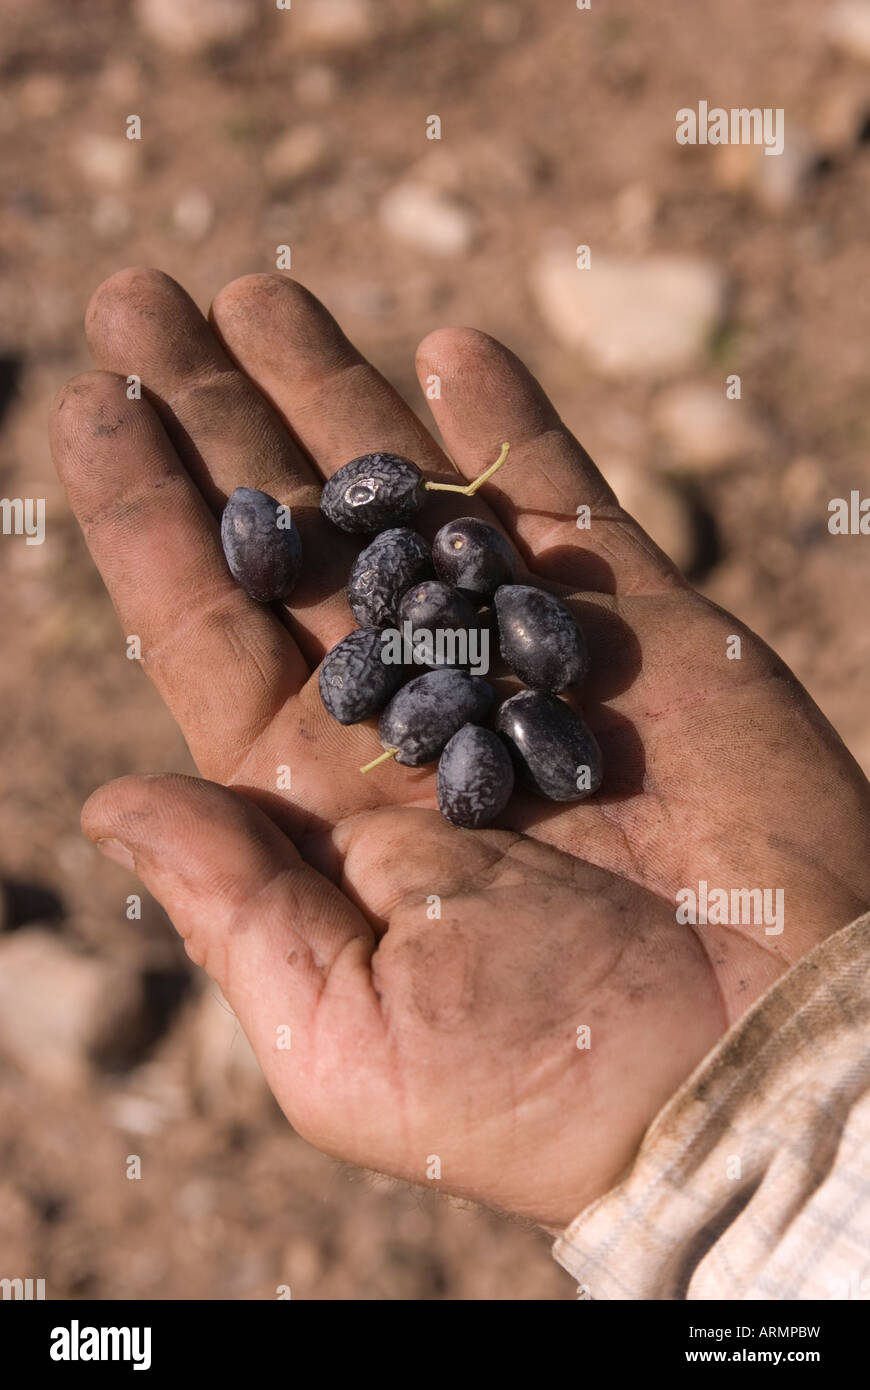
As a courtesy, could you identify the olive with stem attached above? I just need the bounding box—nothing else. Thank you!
[321,442,510,533]
[362,668,495,770]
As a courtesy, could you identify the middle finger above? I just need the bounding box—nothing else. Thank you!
[208,274,510,546]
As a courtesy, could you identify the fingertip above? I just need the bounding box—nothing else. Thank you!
[210,274,332,343]
[415,325,497,378]
[210,271,297,316]
[86,266,177,336]
[81,773,189,845]
[50,370,147,484]
[51,368,125,427]
[85,268,207,373]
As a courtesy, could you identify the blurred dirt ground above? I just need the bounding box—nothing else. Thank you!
[1,0,869,1299]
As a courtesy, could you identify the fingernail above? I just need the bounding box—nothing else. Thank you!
[95,838,136,872]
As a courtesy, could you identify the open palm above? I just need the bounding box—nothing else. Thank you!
[51,270,870,1227]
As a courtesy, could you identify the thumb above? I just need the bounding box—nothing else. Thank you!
[82,773,376,1125]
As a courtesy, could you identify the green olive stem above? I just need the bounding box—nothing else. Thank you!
[424,441,510,496]
[360,747,399,774]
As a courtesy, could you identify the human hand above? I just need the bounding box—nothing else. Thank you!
[50,270,870,1227]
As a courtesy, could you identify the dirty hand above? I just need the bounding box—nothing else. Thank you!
[51,270,870,1228]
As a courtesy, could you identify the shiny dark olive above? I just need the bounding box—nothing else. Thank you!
[378,668,495,767]
[397,580,481,668]
[221,487,301,603]
[432,516,516,603]
[494,584,588,691]
[496,690,602,802]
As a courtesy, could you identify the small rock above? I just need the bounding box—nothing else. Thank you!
[761,535,799,579]
[0,930,149,1089]
[404,147,463,193]
[825,1,870,62]
[175,1178,216,1223]
[0,1180,31,1239]
[474,136,544,195]
[7,186,51,220]
[602,458,696,573]
[713,141,761,194]
[757,135,818,212]
[19,73,65,120]
[531,246,726,378]
[264,125,330,187]
[98,59,143,103]
[652,382,767,471]
[172,189,214,240]
[332,279,397,319]
[91,195,131,240]
[135,0,256,53]
[73,134,139,191]
[780,455,825,515]
[291,0,375,50]
[109,1094,169,1136]
[480,3,521,42]
[407,138,543,198]
[813,81,870,151]
[109,1063,189,1135]
[612,182,658,250]
[293,65,338,107]
[714,126,818,212]
[379,181,475,256]
[282,1236,325,1289]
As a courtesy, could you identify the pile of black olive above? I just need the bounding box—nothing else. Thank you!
[220,447,602,828]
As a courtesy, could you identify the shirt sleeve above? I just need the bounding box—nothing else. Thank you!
[553,911,870,1300]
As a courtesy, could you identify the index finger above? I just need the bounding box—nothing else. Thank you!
[416,327,684,595]
[50,371,307,782]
